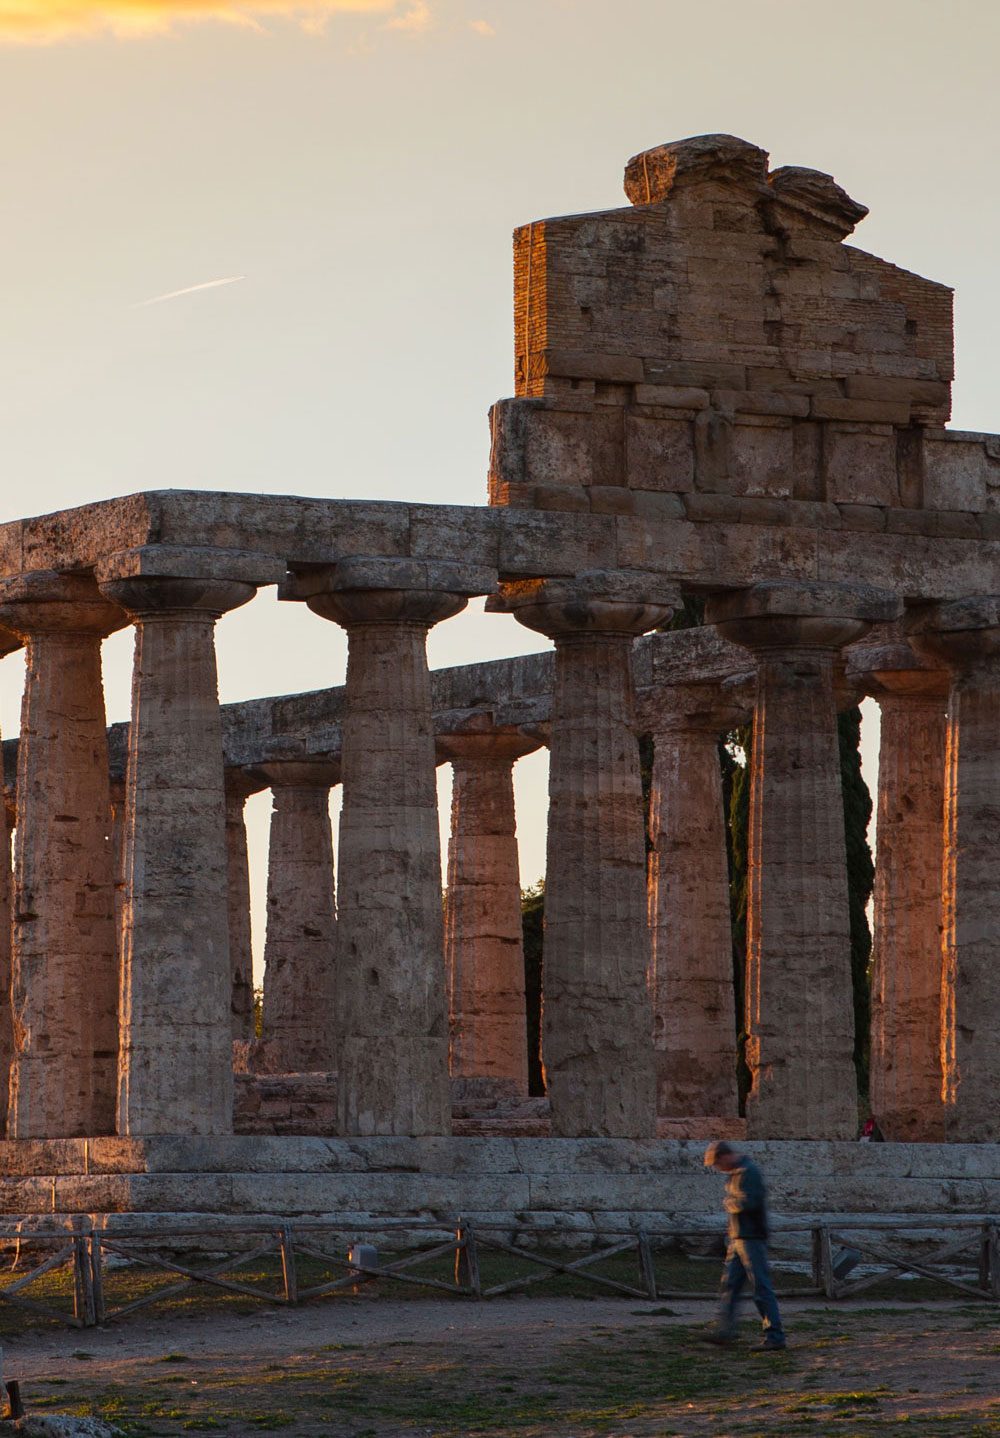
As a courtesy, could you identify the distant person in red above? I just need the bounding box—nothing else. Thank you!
[859,1117,884,1142]
[704,1140,787,1350]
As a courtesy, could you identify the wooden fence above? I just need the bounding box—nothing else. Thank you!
[0,1216,996,1328]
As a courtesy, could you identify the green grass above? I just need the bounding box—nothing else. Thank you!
[17,1318,1000,1438]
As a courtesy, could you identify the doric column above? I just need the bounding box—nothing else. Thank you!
[98,558,257,1136]
[708,581,900,1140]
[909,597,1000,1141]
[0,627,22,1133]
[642,681,750,1120]
[281,557,494,1136]
[499,570,679,1138]
[224,767,267,1044]
[0,574,126,1139]
[438,722,540,1098]
[253,757,340,1072]
[851,646,948,1141]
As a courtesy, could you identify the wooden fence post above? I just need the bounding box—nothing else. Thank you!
[454,1225,481,1296]
[89,1234,105,1327]
[818,1227,836,1299]
[279,1226,298,1305]
[989,1226,1000,1301]
[637,1232,657,1300]
[72,1234,96,1327]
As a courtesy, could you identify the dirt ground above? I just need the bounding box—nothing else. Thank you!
[3,1291,999,1436]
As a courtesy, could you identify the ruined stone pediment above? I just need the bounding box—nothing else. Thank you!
[494,132,957,525]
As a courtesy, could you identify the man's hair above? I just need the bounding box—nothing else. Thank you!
[704,1140,735,1166]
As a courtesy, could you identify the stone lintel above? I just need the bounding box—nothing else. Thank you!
[708,580,902,629]
[280,556,498,603]
[96,544,284,587]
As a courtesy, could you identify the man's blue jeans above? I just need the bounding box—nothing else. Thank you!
[717,1238,785,1344]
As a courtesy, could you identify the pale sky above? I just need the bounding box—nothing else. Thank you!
[2,0,997,976]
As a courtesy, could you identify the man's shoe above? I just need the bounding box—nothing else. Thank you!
[703,1332,737,1346]
[759,1339,786,1351]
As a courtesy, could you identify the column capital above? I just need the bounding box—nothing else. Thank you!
[281,556,495,629]
[907,596,1000,675]
[436,719,541,767]
[492,569,680,640]
[0,570,128,639]
[251,756,341,789]
[98,573,256,620]
[707,581,901,656]
[0,623,22,659]
[847,640,951,701]
[638,676,753,737]
[224,765,270,807]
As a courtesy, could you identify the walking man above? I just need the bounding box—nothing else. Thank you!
[704,1140,786,1350]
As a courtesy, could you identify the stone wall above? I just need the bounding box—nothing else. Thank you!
[0,1138,996,1234]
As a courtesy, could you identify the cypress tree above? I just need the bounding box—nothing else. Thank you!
[520,880,545,1096]
[838,705,875,1093]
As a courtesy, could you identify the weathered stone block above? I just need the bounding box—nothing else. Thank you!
[625,415,695,492]
[811,395,911,425]
[634,384,709,409]
[824,429,898,506]
[924,436,1000,513]
[729,422,794,496]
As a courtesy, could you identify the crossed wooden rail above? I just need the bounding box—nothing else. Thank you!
[0,1216,996,1328]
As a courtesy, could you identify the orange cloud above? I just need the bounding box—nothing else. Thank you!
[384,0,430,32]
[0,1,406,43]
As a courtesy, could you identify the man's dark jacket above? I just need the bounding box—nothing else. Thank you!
[724,1156,769,1241]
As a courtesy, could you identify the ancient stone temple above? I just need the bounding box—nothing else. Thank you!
[1,133,1000,1230]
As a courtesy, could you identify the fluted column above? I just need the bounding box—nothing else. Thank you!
[643,683,748,1119]
[0,628,22,1133]
[0,574,126,1139]
[97,567,255,1136]
[224,767,266,1044]
[709,581,900,1140]
[282,557,493,1136]
[501,571,678,1138]
[909,598,1000,1141]
[254,758,339,1072]
[853,652,949,1141]
[438,726,539,1097]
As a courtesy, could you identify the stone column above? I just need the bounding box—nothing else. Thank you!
[909,598,1000,1141]
[438,724,539,1099]
[97,566,256,1136]
[708,581,900,1140]
[0,627,22,1134]
[500,571,678,1138]
[0,574,126,1139]
[281,557,494,1136]
[642,682,749,1119]
[224,767,266,1044]
[851,648,948,1141]
[253,758,340,1072]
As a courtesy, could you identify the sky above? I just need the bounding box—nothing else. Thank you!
[2,0,999,976]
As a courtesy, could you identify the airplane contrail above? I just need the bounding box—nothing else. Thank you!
[132,275,247,308]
